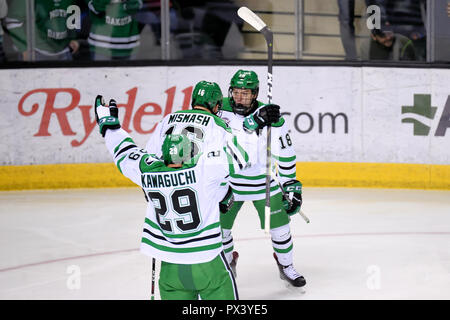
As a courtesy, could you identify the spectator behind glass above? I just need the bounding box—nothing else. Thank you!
[200,0,242,59]
[337,0,357,60]
[87,0,142,61]
[71,1,92,61]
[3,0,80,61]
[134,0,178,46]
[433,0,450,61]
[360,24,416,61]
[365,0,426,60]
[170,0,242,60]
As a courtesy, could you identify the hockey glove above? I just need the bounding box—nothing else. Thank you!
[282,180,303,216]
[243,104,281,133]
[94,95,121,137]
[219,186,235,214]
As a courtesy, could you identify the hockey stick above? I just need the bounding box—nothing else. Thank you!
[271,167,310,224]
[237,6,274,234]
[150,257,156,300]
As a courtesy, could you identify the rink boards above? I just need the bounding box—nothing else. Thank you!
[0,65,449,190]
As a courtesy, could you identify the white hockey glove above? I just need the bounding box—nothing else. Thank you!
[94,95,121,137]
[282,179,303,216]
[243,104,281,133]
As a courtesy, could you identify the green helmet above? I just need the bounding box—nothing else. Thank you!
[191,81,223,114]
[228,70,259,116]
[161,134,193,165]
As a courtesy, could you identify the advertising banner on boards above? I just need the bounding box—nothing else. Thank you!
[0,66,449,166]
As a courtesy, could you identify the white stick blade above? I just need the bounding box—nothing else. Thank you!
[300,210,310,224]
[237,6,267,31]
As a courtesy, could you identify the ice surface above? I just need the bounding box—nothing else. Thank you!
[0,187,449,300]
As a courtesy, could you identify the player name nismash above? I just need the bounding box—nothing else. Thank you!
[141,170,197,188]
[168,113,211,126]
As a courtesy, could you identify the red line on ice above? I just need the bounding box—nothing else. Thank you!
[1,231,449,273]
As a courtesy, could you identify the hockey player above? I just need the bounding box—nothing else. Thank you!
[145,80,279,173]
[144,80,281,224]
[5,0,80,61]
[94,80,278,299]
[87,0,142,60]
[93,95,243,299]
[219,69,306,287]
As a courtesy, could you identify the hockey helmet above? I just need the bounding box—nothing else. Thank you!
[191,81,223,114]
[161,134,193,165]
[228,70,260,116]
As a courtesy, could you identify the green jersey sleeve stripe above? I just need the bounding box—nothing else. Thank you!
[230,173,266,180]
[116,155,126,174]
[145,218,221,239]
[272,154,296,162]
[139,155,151,173]
[226,142,245,170]
[114,137,135,154]
[224,246,234,254]
[232,136,249,163]
[141,237,223,253]
[232,184,280,195]
[224,147,236,175]
[279,172,296,179]
[273,244,293,254]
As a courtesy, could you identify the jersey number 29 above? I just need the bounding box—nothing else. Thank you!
[147,188,201,233]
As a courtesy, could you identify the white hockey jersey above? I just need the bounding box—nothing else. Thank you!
[145,109,249,171]
[103,126,249,264]
[220,98,298,201]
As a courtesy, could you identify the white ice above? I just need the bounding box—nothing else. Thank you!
[0,187,449,300]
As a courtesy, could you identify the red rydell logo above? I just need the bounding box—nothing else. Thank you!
[18,86,193,147]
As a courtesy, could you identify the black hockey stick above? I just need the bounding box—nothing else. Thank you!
[151,257,156,300]
[237,7,274,233]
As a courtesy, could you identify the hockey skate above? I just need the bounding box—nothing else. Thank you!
[273,253,306,287]
[229,251,239,278]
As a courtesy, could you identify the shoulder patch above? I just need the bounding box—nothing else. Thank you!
[212,114,232,133]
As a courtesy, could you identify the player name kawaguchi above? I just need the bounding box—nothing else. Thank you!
[168,113,211,126]
[141,170,197,188]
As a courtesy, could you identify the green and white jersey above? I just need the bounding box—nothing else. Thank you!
[5,0,76,55]
[87,0,141,57]
[219,98,297,201]
[104,127,248,264]
[146,109,250,174]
